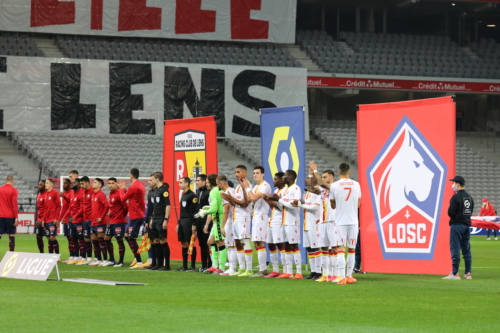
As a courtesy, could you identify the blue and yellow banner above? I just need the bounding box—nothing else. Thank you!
[261,105,306,261]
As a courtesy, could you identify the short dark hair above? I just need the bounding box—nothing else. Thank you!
[197,174,207,181]
[80,176,90,183]
[254,166,265,174]
[217,175,228,182]
[207,173,218,187]
[74,178,80,183]
[323,170,335,177]
[46,178,54,185]
[286,170,297,180]
[95,178,104,188]
[108,177,117,183]
[39,179,46,183]
[153,172,163,182]
[69,170,79,176]
[339,163,350,175]
[130,168,140,179]
[181,177,191,185]
[63,178,71,184]
[275,172,285,178]
[235,165,247,171]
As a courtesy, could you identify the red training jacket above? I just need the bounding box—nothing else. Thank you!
[480,200,496,216]
[43,189,61,223]
[59,189,73,223]
[122,180,146,220]
[69,188,84,224]
[0,184,18,218]
[109,189,128,225]
[92,190,109,226]
[82,188,93,221]
[37,191,46,222]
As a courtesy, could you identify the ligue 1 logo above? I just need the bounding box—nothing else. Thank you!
[367,116,447,260]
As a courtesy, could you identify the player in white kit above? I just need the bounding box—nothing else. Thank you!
[294,175,322,280]
[220,165,253,277]
[263,172,287,278]
[217,175,238,276]
[271,170,303,279]
[243,166,272,277]
[328,163,361,285]
[312,169,338,283]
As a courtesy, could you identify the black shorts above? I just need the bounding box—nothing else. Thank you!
[178,218,195,243]
[72,222,84,237]
[91,225,106,234]
[63,223,71,237]
[45,222,57,237]
[106,223,127,238]
[35,223,45,236]
[82,220,92,238]
[149,219,166,240]
[0,217,16,235]
[127,218,144,238]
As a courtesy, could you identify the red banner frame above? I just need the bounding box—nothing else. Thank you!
[358,97,455,274]
[163,116,218,261]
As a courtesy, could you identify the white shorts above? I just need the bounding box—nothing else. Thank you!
[319,223,330,248]
[251,216,268,242]
[224,221,235,247]
[283,225,301,244]
[234,217,251,240]
[335,225,358,248]
[327,222,337,247]
[303,229,321,248]
[266,225,285,244]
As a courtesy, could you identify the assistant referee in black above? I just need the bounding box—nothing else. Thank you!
[444,176,473,280]
[195,174,211,271]
[177,177,198,271]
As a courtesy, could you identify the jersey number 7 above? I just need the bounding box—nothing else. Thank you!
[344,187,352,201]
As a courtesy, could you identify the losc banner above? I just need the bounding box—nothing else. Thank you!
[0,251,60,281]
[358,96,455,275]
[0,0,296,43]
[0,56,307,138]
[260,105,306,261]
[163,116,218,260]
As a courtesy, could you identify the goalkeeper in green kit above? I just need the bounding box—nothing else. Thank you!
[196,173,227,274]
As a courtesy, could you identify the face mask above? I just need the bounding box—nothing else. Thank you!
[451,184,457,192]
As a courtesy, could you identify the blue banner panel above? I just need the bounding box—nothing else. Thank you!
[260,105,306,261]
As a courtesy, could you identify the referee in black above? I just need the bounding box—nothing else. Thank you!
[149,172,171,271]
[195,174,211,271]
[177,177,198,271]
[443,176,473,280]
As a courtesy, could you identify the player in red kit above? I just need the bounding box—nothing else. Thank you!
[0,175,19,251]
[89,178,109,266]
[35,180,47,253]
[59,179,75,263]
[68,178,85,265]
[104,177,128,267]
[43,179,61,255]
[77,176,96,265]
[118,168,146,268]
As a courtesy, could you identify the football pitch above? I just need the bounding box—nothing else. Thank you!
[0,235,499,332]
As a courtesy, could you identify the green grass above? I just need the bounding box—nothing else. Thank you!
[0,235,499,332]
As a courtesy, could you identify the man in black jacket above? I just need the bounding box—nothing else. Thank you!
[195,174,211,271]
[443,176,473,280]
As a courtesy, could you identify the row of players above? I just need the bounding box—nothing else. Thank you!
[194,162,361,284]
[1,162,361,283]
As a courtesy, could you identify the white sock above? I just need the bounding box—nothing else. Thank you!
[331,253,337,277]
[315,252,322,273]
[321,251,327,276]
[257,247,267,271]
[308,253,316,273]
[237,250,245,270]
[280,250,287,273]
[347,251,355,277]
[337,251,346,279]
[229,247,237,272]
[286,252,294,274]
[326,253,333,276]
[270,250,279,273]
[245,250,253,271]
[293,250,302,274]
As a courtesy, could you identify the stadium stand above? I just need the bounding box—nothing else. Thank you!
[297,30,500,79]
[0,158,37,212]
[0,32,44,57]
[55,35,301,68]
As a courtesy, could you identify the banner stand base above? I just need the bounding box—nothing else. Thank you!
[61,278,147,286]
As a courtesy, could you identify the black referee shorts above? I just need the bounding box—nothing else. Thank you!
[149,219,167,240]
[178,218,195,243]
